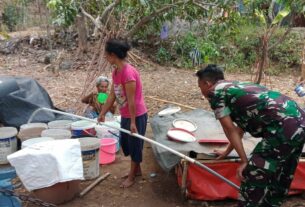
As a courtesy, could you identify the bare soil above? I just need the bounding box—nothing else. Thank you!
[1,43,305,207]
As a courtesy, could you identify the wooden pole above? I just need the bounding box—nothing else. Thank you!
[79,173,111,197]
[146,96,196,110]
[181,159,188,197]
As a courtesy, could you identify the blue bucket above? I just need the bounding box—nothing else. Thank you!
[0,165,22,207]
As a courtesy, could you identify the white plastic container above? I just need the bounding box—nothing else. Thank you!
[41,129,71,140]
[0,127,18,164]
[22,137,55,149]
[95,121,120,138]
[77,138,100,180]
[48,120,73,130]
[18,123,48,141]
[95,121,120,152]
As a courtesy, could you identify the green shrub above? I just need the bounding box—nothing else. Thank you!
[151,23,302,74]
[173,32,219,67]
[156,47,172,64]
[215,26,302,74]
[216,25,261,72]
[2,4,20,32]
[269,30,302,69]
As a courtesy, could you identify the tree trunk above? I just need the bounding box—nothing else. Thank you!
[76,12,88,55]
[256,34,269,84]
[301,42,305,82]
[36,0,42,26]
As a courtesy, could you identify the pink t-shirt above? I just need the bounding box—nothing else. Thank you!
[112,63,147,118]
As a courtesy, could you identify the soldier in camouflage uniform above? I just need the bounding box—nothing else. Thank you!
[196,64,305,207]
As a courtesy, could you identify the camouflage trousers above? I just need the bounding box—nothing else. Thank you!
[238,131,305,207]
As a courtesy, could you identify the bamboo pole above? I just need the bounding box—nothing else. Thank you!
[79,173,111,197]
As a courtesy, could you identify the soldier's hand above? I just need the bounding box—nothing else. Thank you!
[237,162,247,181]
[213,149,227,160]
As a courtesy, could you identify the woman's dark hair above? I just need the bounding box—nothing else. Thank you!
[195,64,224,84]
[105,39,131,59]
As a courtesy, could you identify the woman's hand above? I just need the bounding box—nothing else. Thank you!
[130,122,138,134]
[98,114,105,123]
[237,161,248,181]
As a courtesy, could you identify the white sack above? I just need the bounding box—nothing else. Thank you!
[8,139,84,191]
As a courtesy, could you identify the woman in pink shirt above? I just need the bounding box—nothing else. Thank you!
[99,39,148,188]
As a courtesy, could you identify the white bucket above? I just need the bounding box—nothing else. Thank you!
[41,129,71,140]
[0,127,18,164]
[71,120,96,138]
[21,137,55,149]
[77,138,100,180]
[18,123,48,141]
[95,121,120,152]
[48,120,73,130]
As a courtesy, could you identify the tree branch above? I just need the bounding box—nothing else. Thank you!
[268,27,292,50]
[192,1,209,11]
[125,0,189,38]
[80,6,102,32]
[100,0,121,22]
[193,0,217,7]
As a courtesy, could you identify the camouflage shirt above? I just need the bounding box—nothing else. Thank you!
[207,80,305,138]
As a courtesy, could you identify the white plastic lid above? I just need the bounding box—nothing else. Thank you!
[71,120,96,130]
[41,129,72,139]
[21,137,55,149]
[48,120,73,129]
[77,138,100,150]
[95,121,120,129]
[20,123,48,130]
[0,127,18,139]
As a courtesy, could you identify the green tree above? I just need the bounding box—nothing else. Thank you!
[246,0,305,83]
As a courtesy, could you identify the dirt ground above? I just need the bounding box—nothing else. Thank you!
[1,43,305,207]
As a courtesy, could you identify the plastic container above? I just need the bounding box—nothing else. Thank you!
[33,180,80,205]
[21,137,55,149]
[0,127,18,164]
[18,123,48,141]
[99,138,117,164]
[95,121,120,152]
[295,84,305,97]
[77,138,100,180]
[71,120,96,138]
[48,120,73,130]
[0,195,21,207]
[41,129,71,140]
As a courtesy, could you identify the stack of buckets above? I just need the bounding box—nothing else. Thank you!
[0,118,119,181]
[0,127,21,206]
[95,121,120,164]
[70,120,118,180]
